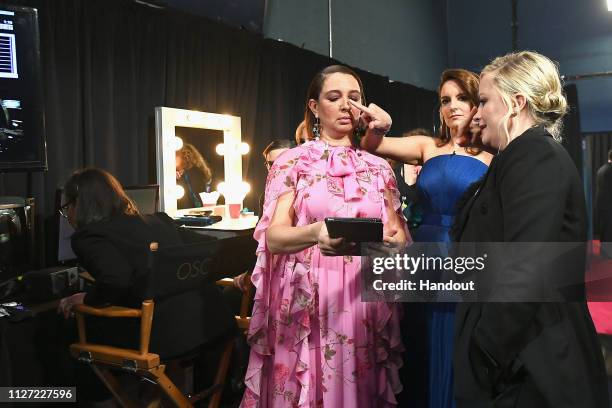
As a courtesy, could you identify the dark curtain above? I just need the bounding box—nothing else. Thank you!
[1,0,436,268]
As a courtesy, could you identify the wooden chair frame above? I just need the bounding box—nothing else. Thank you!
[69,242,251,408]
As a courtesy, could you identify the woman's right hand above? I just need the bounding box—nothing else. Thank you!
[315,221,357,256]
[348,100,392,151]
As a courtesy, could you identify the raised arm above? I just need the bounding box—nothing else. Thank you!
[348,99,431,165]
[365,134,432,165]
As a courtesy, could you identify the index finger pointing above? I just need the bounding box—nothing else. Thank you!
[348,99,374,114]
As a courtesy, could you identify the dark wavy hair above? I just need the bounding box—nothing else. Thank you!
[304,65,366,141]
[437,69,481,155]
[177,143,212,183]
[63,168,139,229]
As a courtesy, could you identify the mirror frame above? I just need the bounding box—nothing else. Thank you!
[155,107,243,217]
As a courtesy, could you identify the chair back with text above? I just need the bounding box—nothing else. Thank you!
[145,235,257,302]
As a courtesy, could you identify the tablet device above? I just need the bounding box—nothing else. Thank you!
[325,217,383,242]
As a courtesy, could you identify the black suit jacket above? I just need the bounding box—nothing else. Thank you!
[596,162,612,242]
[71,213,236,358]
[452,127,608,407]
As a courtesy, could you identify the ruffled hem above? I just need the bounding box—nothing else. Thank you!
[243,250,315,406]
[242,252,404,407]
[374,301,405,405]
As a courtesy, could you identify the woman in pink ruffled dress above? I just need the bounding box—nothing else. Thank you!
[240,65,408,408]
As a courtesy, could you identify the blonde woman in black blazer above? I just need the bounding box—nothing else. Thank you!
[452,51,608,407]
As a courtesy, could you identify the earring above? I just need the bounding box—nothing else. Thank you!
[312,117,321,138]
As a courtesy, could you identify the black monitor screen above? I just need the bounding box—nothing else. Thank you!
[125,185,159,215]
[0,6,46,171]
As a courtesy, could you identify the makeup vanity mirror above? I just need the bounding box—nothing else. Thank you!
[155,107,257,229]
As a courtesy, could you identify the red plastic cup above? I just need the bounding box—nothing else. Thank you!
[228,203,241,219]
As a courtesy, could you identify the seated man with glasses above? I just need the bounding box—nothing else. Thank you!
[57,167,236,402]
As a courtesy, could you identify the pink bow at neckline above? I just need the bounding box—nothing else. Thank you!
[326,147,368,200]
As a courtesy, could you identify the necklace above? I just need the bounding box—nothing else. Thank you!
[316,136,351,148]
[451,142,465,154]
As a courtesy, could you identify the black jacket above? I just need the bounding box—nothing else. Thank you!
[452,127,608,407]
[596,162,612,242]
[71,213,236,358]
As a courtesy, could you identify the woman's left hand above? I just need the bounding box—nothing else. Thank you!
[57,292,86,319]
[348,100,392,137]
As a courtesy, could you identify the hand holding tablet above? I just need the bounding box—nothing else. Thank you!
[324,217,383,243]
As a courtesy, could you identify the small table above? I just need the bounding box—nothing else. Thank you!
[177,214,258,239]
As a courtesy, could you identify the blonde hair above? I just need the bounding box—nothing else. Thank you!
[294,120,310,145]
[481,51,568,143]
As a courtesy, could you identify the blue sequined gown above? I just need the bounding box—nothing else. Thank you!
[405,153,487,408]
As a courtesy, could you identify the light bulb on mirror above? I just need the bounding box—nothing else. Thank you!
[239,181,250,195]
[215,143,226,156]
[173,136,183,151]
[239,142,250,155]
[175,185,185,199]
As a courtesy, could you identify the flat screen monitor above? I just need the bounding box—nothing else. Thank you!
[0,6,46,171]
[124,184,159,215]
[56,185,159,264]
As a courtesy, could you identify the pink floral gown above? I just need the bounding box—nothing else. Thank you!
[241,139,406,408]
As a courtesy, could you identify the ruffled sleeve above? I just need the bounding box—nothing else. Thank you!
[253,147,302,254]
[380,160,404,222]
[244,146,305,400]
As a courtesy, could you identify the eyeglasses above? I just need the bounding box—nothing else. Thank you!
[265,160,275,170]
[58,201,73,219]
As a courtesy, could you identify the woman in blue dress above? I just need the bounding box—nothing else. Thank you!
[356,69,493,408]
